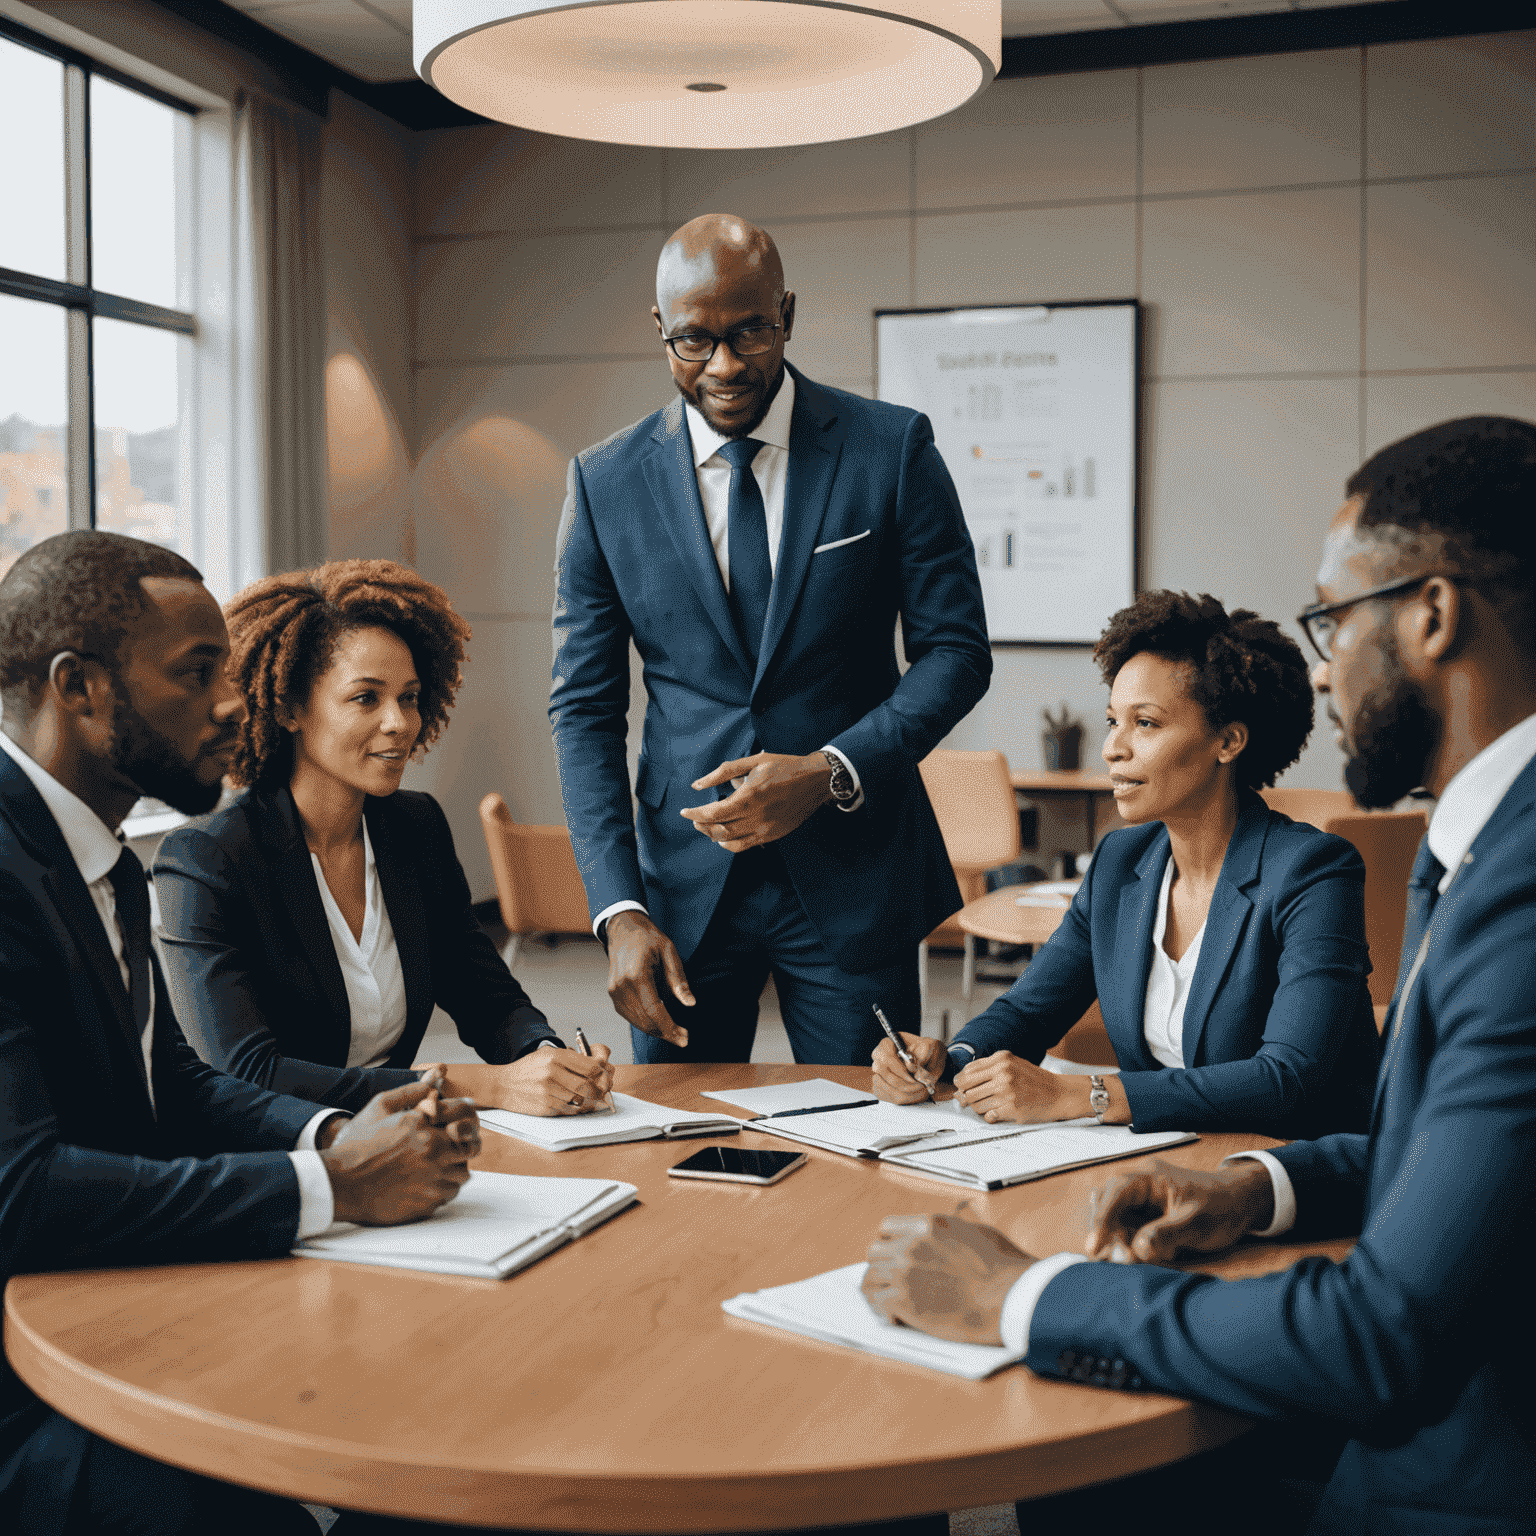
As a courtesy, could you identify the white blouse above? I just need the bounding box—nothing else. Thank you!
[310,821,409,1069]
[1142,854,1207,1070]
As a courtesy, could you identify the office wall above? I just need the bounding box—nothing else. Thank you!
[409,31,1535,898]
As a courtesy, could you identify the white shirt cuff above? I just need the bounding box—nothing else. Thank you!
[594,900,647,940]
[1221,1150,1297,1237]
[998,1252,1091,1353]
[288,1148,337,1239]
[820,745,865,812]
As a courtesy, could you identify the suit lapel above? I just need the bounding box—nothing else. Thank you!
[365,798,432,1032]
[641,396,755,681]
[753,366,846,696]
[262,787,352,1035]
[1107,832,1167,1069]
[1178,797,1266,1067]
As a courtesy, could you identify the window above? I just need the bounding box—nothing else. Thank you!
[0,21,196,583]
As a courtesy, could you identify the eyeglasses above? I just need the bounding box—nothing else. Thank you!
[1296,572,1442,662]
[662,323,781,364]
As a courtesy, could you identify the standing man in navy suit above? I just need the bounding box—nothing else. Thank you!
[860,416,1536,1534]
[551,215,991,1064]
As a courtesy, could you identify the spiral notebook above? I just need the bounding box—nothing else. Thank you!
[292,1170,637,1278]
[881,1125,1197,1189]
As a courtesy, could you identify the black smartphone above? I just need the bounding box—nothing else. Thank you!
[667,1146,808,1186]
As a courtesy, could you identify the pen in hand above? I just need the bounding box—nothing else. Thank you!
[872,1004,935,1102]
[574,1026,616,1112]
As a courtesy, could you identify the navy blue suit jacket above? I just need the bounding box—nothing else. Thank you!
[153,786,559,1114]
[952,796,1380,1137]
[549,364,992,972]
[1025,757,1536,1533]
[0,752,325,1531]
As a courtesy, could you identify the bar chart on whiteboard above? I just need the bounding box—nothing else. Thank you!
[877,302,1137,644]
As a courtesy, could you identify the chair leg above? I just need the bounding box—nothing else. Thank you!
[500,933,523,970]
[918,941,929,1022]
[962,934,976,1005]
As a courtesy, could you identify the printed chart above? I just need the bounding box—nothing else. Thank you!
[877,302,1137,643]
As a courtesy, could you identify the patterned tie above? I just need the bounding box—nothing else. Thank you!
[1386,836,1445,1025]
[107,845,153,1043]
[719,437,772,662]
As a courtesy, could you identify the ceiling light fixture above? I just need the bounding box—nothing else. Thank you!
[414,0,1000,149]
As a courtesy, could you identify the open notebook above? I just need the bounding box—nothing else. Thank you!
[724,1261,1025,1380]
[292,1170,637,1278]
[477,1091,741,1151]
[882,1125,1198,1189]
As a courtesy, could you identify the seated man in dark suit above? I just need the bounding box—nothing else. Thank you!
[0,531,482,1536]
[861,415,1536,1535]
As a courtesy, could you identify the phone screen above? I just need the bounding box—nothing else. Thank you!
[669,1147,805,1180]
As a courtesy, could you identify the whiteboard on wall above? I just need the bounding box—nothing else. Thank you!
[876,301,1139,645]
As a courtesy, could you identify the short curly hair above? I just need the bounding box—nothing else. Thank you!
[223,559,471,788]
[1093,591,1314,792]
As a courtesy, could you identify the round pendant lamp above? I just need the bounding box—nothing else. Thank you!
[414,0,1001,149]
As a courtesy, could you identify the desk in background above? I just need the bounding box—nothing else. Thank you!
[5,1064,1350,1531]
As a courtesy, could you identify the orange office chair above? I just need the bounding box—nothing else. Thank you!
[478,793,593,968]
[917,749,1023,1025]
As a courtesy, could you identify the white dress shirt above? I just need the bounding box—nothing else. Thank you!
[0,731,336,1238]
[999,708,1536,1353]
[592,370,863,939]
[1142,854,1207,1070]
[310,820,409,1069]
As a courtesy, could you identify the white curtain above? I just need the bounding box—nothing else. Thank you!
[232,89,326,580]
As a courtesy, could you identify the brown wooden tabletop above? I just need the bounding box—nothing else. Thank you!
[956,883,1077,948]
[5,1064,1349,1531]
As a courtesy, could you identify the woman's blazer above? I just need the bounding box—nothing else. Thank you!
[153,785,559,1114]
[950,795,1380,1137]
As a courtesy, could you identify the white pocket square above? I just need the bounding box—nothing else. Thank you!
[813,529,872,554]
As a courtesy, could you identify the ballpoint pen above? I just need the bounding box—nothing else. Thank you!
[872,1003,935,1102]
[573,1026,616,1111]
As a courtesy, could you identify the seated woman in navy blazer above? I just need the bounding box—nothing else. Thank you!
[154,559,613,1117]
[874,591,1379,1137]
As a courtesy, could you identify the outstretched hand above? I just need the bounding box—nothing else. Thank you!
[680,751,834,852]
[1084,1158,1274,1264]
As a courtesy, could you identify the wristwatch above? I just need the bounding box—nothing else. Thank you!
[1089,1074,1111,1124]
[822,750,858,805]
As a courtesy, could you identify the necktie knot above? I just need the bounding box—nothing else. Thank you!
[718,437,762,470]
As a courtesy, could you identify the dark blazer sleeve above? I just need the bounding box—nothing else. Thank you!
[1024,869,1536,1438]
[154,827,421,1113]
[0,887,306,1273]
[411,794,560,1063]
[1117,834,1374,1133]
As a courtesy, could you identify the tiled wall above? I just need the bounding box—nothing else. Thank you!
[403,31,1535,899]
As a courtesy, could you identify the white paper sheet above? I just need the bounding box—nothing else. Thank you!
[477,1092,740,1150]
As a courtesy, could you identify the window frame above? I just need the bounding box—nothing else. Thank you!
[0,14,199,533]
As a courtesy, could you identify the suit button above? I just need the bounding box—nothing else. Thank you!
[1057,1350,1078,1374]
[1071,1358,1096,1382]
[1109,1359,1129,1389]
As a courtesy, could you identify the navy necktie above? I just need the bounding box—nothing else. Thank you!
[107,845,153,1043]
[719,437,771,662]
[1390,836,1445,1014]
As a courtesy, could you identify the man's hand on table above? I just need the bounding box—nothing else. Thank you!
[605,911,693,1047]
[319,1077,479,1225]
[871,1033,946,1102]
[421,1049,615,1117]
[862,1213,1036,1345]
[1085,1157,1274,1263]
[681,751,834,851]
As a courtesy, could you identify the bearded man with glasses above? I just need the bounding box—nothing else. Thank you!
[550,214,990,1068]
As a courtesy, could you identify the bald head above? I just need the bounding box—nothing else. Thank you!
[655,214,784,321]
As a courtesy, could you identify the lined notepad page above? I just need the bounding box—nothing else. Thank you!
[886,1125,1195,1187]
[477,1092,738,1149]
[723,1261,1025,1380]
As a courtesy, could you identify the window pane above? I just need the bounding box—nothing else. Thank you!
[93,317,185,554]
[0,294,69,582]
[90,77,183,307]
[0,35,66,281]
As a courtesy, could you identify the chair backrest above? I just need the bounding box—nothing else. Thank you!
[918,749,1023,874]
[1260,786,1360,828]
[1323,810,1428,1008]
[478,793,592,938]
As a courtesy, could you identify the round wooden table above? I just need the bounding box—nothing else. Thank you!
[5,1064,1348,1530]
[956,882,1077,949]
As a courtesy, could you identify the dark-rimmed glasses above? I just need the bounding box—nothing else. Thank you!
[662,323,780,364]
[1296,572,1442,662]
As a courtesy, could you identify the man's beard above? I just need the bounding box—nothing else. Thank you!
[109,684,230,816]
[1340,639,1440,809]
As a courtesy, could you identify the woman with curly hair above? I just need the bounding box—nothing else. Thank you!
[153,559,613,1117]
[873,590,1380,1138]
